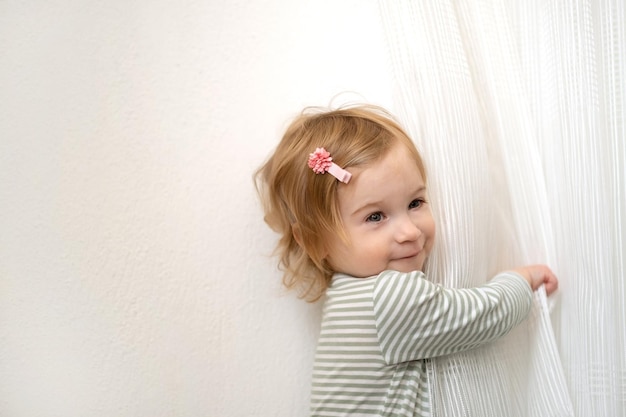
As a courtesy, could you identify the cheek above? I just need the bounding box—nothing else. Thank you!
[424,217,436,251]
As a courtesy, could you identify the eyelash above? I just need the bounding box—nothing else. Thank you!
[409,198,427,209]
[366,212,384,222]
[365,199,427,222]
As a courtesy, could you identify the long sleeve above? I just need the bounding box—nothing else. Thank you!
[372,270,532,365]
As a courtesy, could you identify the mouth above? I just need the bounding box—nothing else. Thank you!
[395,251,421,261]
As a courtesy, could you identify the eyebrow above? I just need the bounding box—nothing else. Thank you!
[350,185,427,217]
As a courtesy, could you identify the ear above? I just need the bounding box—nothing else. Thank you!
[292,223,329,259]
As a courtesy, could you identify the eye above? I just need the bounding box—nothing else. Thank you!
[409,198,426,209]
[366,212,384,222]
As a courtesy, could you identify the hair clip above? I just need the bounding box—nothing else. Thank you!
[307,147,352,184]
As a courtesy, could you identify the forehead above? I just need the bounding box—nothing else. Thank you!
[337,143,425,209]
[357,142,423,183]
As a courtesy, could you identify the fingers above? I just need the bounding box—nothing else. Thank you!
[509,264,560,296]
[521,264,559,296]
[531,265,558,296]
[543,272,559,296]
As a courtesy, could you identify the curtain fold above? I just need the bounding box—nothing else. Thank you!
[379,1,625,415]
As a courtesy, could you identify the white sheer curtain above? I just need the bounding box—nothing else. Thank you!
[379,1,625,416]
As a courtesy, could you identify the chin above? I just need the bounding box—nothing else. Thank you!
[390,261,424,273]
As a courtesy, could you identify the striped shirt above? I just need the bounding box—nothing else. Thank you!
[310,270,532,416]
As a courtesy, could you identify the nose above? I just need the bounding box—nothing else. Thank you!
[394,214,420,243]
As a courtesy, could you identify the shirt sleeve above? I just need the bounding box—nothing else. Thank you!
[372,270,532,365]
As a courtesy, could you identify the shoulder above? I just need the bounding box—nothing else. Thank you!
[374,269,432,294]
[329,270,429,292]
[324,273,378,301]
[324,271,423,305]
[377,269,428,282]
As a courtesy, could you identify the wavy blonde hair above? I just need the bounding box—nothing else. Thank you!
[255,105,426,301]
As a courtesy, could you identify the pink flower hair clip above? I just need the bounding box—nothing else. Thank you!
[307,147,352,184]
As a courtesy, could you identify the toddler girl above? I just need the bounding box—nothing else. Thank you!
[256,105,558,416]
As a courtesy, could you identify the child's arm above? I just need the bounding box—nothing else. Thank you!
[509,264,558,295]
[372,268,551,365]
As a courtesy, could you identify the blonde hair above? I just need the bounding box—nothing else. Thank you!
[255,105,426,301]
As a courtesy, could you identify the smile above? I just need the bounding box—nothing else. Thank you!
[396,252,420,260]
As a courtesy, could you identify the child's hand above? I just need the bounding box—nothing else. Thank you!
[512,264,559,296]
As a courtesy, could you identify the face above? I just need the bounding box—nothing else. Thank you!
[325,142,436,277]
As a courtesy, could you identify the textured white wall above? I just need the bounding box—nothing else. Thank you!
[0,1,392,416]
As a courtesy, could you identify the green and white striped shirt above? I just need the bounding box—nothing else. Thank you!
[310,270,532,416]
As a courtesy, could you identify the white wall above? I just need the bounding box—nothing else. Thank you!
[0,1,394,416]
